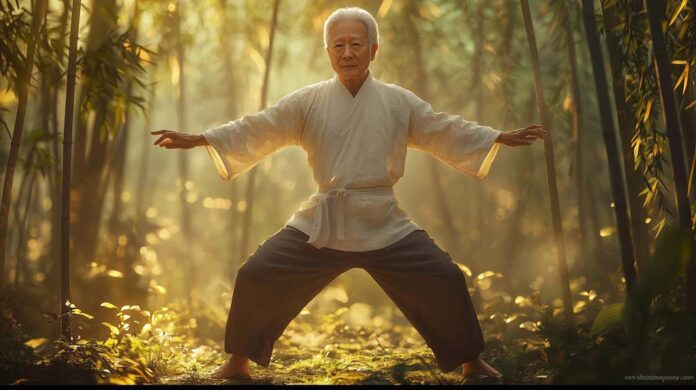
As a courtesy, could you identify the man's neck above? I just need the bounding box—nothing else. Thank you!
[339,70,370,97]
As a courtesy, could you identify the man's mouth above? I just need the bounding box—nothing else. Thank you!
[341,65,357,68]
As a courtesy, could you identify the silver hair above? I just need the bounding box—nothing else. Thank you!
[323,7,379,48]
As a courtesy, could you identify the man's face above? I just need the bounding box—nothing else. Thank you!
[326,20,378,81]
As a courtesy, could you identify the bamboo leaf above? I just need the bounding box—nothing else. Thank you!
[476,271,504,280]
[519,321,541,332]
[24,338,48,350]
[455,262,472,277]
[503,313,527,323]
[106,270,124,278]
[673,65,688,95]
[643,99,653,123]
[102,322,120,335]
[573,300,587,313]
[668,0,687,26]
[72,309,94,319]
[591,302,624,335]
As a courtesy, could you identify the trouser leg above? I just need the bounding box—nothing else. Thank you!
[225,226,351,367]
[360,229,485,372]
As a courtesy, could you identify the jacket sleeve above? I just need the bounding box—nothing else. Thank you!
[200,89,306,180]
[406,92,502,179]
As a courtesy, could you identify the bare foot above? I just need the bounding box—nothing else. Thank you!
[210,354,252,379]
[462,357,503,379]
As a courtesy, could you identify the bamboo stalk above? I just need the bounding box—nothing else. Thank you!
[174,1,195,302]
[402,0,462,258]
[240,0,281,264]
[581,0,637,293]
[0,0,48,293]
[59,0,81,340]
[600,1,652,275]
[219,0,241,277]
[559,0,591,278]
[644,0,695,313]
[520,0,574,327]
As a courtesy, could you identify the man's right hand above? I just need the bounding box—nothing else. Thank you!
[496,124,546,146]
[151,130,209,149]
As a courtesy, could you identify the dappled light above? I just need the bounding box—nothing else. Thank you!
[1,0,695,385]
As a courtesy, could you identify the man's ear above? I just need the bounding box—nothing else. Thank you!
[370,43,379,61]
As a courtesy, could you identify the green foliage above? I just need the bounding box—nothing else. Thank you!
[6,299,212,385]
[545,287,696,384]
[0,0,30,90]
[558,226,696,384]
[590,302,624,336]
[590,226,693,336]
[18,127,59,177]
[0,300,36,384]
[0,0,31,137]
[78,28,153,139]
[601,0,696,239]
[631,226,692,306]
[591,226,693,338]
[7,246,696,385]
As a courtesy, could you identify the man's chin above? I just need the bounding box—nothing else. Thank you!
[338,69,364,79]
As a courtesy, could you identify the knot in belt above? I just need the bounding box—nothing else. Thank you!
[306,185,394,249]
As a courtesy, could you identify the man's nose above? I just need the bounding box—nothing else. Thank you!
[341,46,353,59]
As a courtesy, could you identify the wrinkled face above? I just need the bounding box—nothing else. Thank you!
[326,20,378,81]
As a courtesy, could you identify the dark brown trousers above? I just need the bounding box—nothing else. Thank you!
[224,225,485,372]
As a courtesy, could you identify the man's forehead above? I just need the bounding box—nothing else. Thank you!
[328,20,368,41]
[330,32,366,42]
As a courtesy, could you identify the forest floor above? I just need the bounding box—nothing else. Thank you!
[157,351,506,386]
[151,307,551,385]
[4,289,695,385]
[155,327,514,386]
[1,291,561,385]
[7,289,695,386]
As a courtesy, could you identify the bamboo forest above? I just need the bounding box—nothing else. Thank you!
[0,0,695,385]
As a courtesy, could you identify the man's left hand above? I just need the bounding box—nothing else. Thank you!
[496,124,546,146]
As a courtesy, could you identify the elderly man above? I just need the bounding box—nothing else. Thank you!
[152,7,544,380]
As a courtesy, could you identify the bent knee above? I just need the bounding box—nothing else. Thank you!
[237,251,272,279]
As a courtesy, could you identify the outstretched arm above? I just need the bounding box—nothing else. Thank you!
[407,90,547,178]
[406,93,502,179]
[150,87,308,181]
[150,130,209,149]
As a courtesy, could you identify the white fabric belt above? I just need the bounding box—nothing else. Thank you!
[307,185,394,249]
